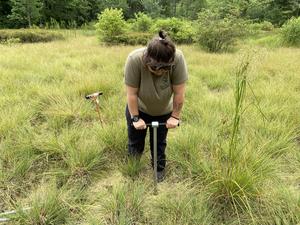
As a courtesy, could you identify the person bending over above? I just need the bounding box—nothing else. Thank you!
[124,30,188,182]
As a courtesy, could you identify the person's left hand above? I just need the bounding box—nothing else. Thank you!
[166,116,180,129]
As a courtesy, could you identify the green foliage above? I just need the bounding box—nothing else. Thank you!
[46,18,61,29]
[96,0,129,19]
[177,0,206,19]
[281,17,300,47]
[95,8,127,44]
[140,0,162,18]
[249,21,274,32]
[0,0,12,28]
[94,10,152,46]
[41,0,92,28]
[0,37,21,45]
[133,12,152,32]
[264,0,300,26]
[151,17,195,44]
[0,29,64,43]
[247,34,281,49]
[116,32,153,45]
[208,0,299,26]
[195,10,246,52]
[8,0,43,28]
[126,0,144,19]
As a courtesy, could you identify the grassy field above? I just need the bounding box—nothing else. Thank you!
[0,31,299,224]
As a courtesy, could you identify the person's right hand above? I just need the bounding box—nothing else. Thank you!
[133,118,147,130]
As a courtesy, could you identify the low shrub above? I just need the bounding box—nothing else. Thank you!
[248,21,275,36]
[100,32,152,45]
[150,17,195,44]
[195,10,246,52]
[95,8,128,44]
[0,29,64,43]
[0,37,21,45]
[281,17,300,47]
[259,21,274,31]
[120,32,153,45]
[132,12,152,32]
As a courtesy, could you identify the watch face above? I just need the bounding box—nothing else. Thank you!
[132,116,139,122]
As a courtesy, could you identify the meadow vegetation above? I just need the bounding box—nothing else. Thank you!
[0,28,299,224]
[95,9,300,52]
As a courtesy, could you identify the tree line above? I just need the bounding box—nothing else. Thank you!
[0,0,299,29]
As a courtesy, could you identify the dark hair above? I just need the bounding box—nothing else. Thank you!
[143,30,176,66]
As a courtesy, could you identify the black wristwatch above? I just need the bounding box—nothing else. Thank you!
[131,115,140,123]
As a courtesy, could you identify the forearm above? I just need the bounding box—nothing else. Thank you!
[172,93,184,118]
[127,93,139,116]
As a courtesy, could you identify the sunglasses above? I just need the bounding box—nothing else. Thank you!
[149,64,173,71]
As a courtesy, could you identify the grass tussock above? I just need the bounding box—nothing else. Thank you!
[13,183,70,225]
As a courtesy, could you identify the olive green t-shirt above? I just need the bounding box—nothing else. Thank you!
[124,47,188,116]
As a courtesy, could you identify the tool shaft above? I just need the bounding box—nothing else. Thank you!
[153,126,158,195]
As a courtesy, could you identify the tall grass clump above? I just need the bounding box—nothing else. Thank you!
[0,126,49,195]
[205,55,265,222]
[14,183,70,225]
[227,55,249,164]
[260,185,300,224]
[36,92,94,130]
[147,185,214,225]
[169,53,289,223]
[100,182,147,224]
[168,125,216,179]
[93,122,127,160]
[53,127,108,186]
[120,156,146,179]
[281,17,300,47]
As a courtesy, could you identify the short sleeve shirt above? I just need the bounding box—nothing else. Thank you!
[124,47,188,116]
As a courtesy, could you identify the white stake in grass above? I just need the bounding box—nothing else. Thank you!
[0,207,31,223]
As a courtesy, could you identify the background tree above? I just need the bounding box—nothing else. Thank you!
[97,0,129,18]
[0,0,12,28]
[8,0,42,27]
[141,0,162,18]
[0,0,298,28]
[264,0,300,25]
[86,0,103,21]
[125,0,143,18]
[68,0,90,26]
[40,0,90,28]
[177,0,207,19]
[159,0,173,17]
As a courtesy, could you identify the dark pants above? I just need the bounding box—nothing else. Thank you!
[125,106,171,172]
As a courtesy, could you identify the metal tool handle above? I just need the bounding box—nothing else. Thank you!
[146,122,166,127]
[152,124,158,195]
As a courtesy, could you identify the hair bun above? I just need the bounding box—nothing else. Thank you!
[159,30,167,40]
